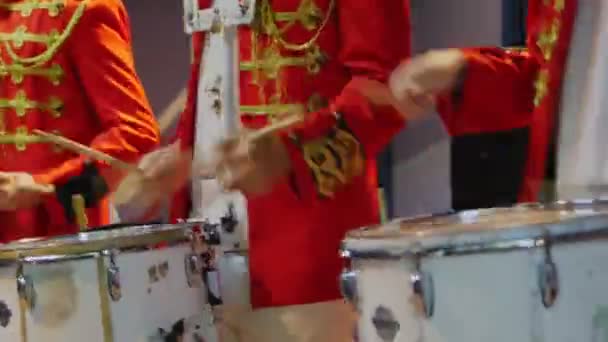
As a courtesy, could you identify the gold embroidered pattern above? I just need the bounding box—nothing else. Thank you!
[240,93,327,120]
[0,0,88,146]
[274,0,323,31]
[537,19,559,61]
[0,25,60,49]
[241,0,334,119]
[545,0,564,11]
[534,69,549,107]
[0,110,5,134]
[0,0,65,17]
[240,44,326,78]
[1,0,88,67]
[0,126,42,151]
[0,126,63,151]
[299,115,364,197]
[0,90,63,117]
[0,63,63,85]
[240,103,305,117]
[533,1,563,107]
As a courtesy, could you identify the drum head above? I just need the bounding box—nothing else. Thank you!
[0,223,196,261]
[344,200,608,255]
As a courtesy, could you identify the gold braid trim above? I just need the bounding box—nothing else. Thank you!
[299,114,364,198]
[1,0,89,68]
[258,0,335,52]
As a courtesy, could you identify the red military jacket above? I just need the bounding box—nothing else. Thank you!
[0,0,159,242]
[438,0,577,202]
[172,0,411,308]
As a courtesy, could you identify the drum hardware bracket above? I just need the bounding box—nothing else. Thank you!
[410,256,435,318]
[201,219,222,245]
[340,267,359,310]
[104,250,122,302]
[220,202,238,234]
[16,263,36,311]
[537,236,559,308]
[185,230,204,288]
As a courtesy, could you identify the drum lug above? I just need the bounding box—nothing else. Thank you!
[339,269,359,309]
[538,238,559,308]
[410,260,434,318]
[185,230,205,288]
[106,251,122,302]
[16,265,36,311]
[185,253,203,288]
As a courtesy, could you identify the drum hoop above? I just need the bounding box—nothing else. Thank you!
[0,224,195,263]
[342,200,608,259]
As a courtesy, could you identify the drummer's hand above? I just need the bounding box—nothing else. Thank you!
[355,78,435,121]
[388,49,466,116]
[0,172,54,210]
[138,142,192,193]
[214,133,291,195]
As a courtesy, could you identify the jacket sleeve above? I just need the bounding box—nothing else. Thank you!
[33,0,159,189]
[282,0,411,202]
[437,47,540,136]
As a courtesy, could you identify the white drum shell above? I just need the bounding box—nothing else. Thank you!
[0,225,216,341]
[345,203,608,342]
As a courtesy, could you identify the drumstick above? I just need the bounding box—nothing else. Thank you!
[247,113,303,142]
[113,113,304,207]
[158,87,188,135]
[191,113,304,177]
[33,130,140,174]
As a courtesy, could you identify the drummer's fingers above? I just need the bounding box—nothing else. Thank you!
[217,159,253,190]
[21,183,54,194]
[216,137,240,155]
[225,167,269,194]
[0,173,14,185]
[142,152,176,178]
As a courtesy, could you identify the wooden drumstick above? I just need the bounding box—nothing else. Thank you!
[247,113,303,142]
[114,113,304,207]
[191,112,304,177]
[72,194,88,231]
[33,130,141,174]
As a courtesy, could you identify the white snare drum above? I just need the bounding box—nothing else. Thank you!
[0,223,217,342]
[184,217,250,308]
[341,201,608,342]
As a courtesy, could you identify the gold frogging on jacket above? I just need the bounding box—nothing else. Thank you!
[0,0,88,151]
[0,0,65,17]
[239,0,334,120]
[298,115,364,197]
[533,0,564,107]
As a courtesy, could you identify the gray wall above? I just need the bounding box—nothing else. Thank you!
[113,2,190,223]
[391,0,503,218]
[124,0,190,138]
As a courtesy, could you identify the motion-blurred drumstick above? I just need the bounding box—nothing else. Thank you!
[191,112,304,177]
[33,130,140,174]
[113,113,304,208]
[248,113,303,142]
[0,172,55,193]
